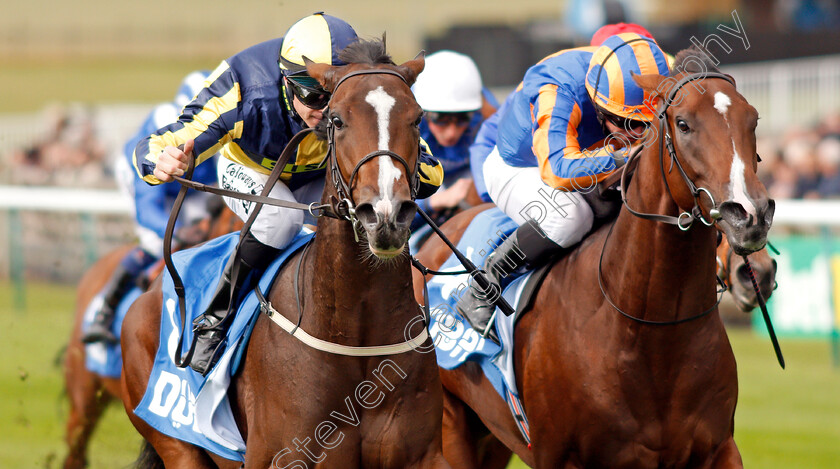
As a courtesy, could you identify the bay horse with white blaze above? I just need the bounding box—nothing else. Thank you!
[413,49,774,468]
[121,38,450,468]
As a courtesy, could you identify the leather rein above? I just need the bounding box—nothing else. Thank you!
[163,67,429,362]
[597,71,736,326]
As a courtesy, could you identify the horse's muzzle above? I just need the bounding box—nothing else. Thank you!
[718,198,775,255]
[355,200,416,259]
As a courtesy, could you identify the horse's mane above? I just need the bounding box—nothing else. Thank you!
[313,37,396,139]
[671,45,721,76]
[338,36,395,66]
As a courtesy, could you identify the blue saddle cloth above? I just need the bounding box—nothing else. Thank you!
[132,230,313,462]
[83,286,143,378]
[426,208,532,405]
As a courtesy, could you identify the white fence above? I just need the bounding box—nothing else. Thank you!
[0,186,836,285]
[722,55,840,135]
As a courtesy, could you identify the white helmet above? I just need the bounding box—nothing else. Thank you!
[412,50,483,113]
[174,70,211,109]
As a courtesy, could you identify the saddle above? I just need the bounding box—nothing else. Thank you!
[509,152,639,327]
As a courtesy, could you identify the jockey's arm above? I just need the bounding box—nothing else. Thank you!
[532,84,626,191]
[133,61,241,185]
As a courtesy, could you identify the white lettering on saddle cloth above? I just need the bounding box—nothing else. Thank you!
[147,371,201,432]
[429,308,487,363]
[425,245,490,362]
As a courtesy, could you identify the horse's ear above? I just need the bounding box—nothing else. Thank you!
[303,56,342,92]
[632,71,671,107]
[631,71,668,95]
[397,51,426,86]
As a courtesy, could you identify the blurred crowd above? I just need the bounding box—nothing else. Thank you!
[757,112,840,200]
[4,103,840,200]
[4,105,111,188]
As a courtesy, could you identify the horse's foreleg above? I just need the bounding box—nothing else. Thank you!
[709,437,743,469]
[63,342,110,469]
[478,435,513,469]
[440,387,483,469]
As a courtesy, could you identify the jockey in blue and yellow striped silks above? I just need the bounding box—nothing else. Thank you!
[130,12,443,375]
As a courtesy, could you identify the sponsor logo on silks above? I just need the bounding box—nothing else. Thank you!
[147,370,201,432]
[259,157,328,173]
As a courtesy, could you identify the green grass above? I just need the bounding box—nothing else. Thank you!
[0,282,140,468]
[1,281,838,468]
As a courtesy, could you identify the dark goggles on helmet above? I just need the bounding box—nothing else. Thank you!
[598,108,647,132]
[286,75,331,110]
[426,111,474,127]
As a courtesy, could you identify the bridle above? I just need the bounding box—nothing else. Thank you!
[598,70,736,326]
[324,68,423,241]
[618,71,735,231]
[164,66,431,364]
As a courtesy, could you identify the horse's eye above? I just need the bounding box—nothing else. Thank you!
[676,119,690,133]
[756,153,762,163]
[331,115,344,129]
[414,115,423,127]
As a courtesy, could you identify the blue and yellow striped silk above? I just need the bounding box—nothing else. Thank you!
[134,37,442,196]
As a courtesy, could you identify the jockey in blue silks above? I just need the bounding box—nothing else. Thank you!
[457,33,671,336]
[82,70,218,345]
[410,50,497,229]
[133,13,444,375]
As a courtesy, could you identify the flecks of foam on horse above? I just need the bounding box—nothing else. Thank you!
[365,86,401,218]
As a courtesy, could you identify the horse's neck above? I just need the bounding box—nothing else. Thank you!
[605,150,718,325]
[303,215,415,344]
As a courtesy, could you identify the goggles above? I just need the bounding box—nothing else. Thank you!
[286,76,331,110]
[599,108,647,132]
[426,111,474,127]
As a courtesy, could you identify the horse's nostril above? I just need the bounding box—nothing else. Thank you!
[719,201,747,224]
[395,200,417,226]
[355,203,378,227]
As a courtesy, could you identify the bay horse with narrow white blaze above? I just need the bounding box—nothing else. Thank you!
[120,38,451,468]
[413,48,774,468]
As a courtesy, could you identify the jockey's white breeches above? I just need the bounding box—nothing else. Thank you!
[216,156,324,249]
[115,155,211,257]
[483,147,593,248]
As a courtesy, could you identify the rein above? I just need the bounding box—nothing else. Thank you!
[163,127,318,367]
[322,68,423,242]
[618,72,735,231]
[597,71,735,327]
[598,70,786,368]
[161,66,483,360]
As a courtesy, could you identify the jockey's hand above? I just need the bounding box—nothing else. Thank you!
[153,139,194,183]
[428,177,472,211]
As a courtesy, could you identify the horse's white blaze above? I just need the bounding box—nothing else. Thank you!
[729,141,757,217]
[365,86,401,218]
[375,156,400,216]
[714,92,731,115]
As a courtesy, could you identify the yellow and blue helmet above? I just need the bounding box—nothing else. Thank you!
[279,12,358,75]
[585,33,670,121]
